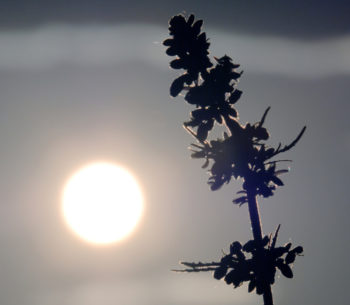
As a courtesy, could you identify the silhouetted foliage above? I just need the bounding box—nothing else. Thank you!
[164,13,306,305]
[174,225,303,296]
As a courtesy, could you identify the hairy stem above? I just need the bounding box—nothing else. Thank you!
[247,191,274,305]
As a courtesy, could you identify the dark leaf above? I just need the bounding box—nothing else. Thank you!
[187,14,195,25]
[224,270,243,287]
[230,241,242,254]
[192,20,203,36]
[170,75,187,97]
[163,38,173,46]
[254,126,269,140]
[256,281,264,295]
[271,175,284,186]
[227,106,238,118]
[213,266,228,280]
[228,89,242,104]
[230,71,242,80]
[284,242,292,252]
[293,246,304,254]
[278,263,293,278]
[206,119,214,131]
[248,279,256,293]
[191,150,206,158]
[209,179,223,191]
[259,184,273,197]
[197,32,207,44]
[285,252,296,264]
[196,124,209,142]
[170,59,184,69]
[166,46,178,56]
[273,247,288,258]
[232,196,247,206]
[169,15,186,32]
[191,108,206,119]
[243,240,255,253]
[224,270,235,285]
[275,169,289,175]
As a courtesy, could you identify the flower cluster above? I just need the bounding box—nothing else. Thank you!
[190,110,306,199]
[163,14,212,97]
[164,14,306,203]
[175,226,303,295]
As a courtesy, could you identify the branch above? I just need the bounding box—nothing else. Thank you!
[273,126,306,156]
[258,107,271,128]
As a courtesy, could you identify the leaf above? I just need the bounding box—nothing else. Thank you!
[170,59,184,69]
[209,179,223,191]
[228,89,242,104]
[206,118,214,131]
[187,14,195,25]
[275,169,289,175]
[166,46,178,56]
[232,196,247,206]
[243,240,256,253]
[170,74,190,97]
[191,108,206,119]
[230,241,242,254]
[224,270,243,287]
[248,279,256,293]
[278,263,293,278]
[197,32,207,44]
[213,266,227,280]
[256,281,264,295]
[196,123,209,142]
[283,242,292,252]
[169,15,186,32]
[163,38,173,46]
[293,246,304,254]
[230,71,242,81]
[273,247,288,258]
[224,270,235,285]
[271,175,284,186]
[227,107,238,118]
[254,126,269,140]
[192,20,203,36]
[191,150,206,158]
[285,252,296,264]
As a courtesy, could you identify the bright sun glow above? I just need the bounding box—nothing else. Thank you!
[62,162,143,245]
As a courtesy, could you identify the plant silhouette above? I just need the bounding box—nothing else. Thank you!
[164,14,306,305]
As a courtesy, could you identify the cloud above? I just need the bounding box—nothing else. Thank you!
[0,23,349,78]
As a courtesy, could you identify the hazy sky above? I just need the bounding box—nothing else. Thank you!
[0,1,349,305]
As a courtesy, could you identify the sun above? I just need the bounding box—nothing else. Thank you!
[62,162,144,245]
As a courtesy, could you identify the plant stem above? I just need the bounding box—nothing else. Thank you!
[247,191,274,305]
[247,191,263,244]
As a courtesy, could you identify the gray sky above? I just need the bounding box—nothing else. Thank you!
[0,1,349,305]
